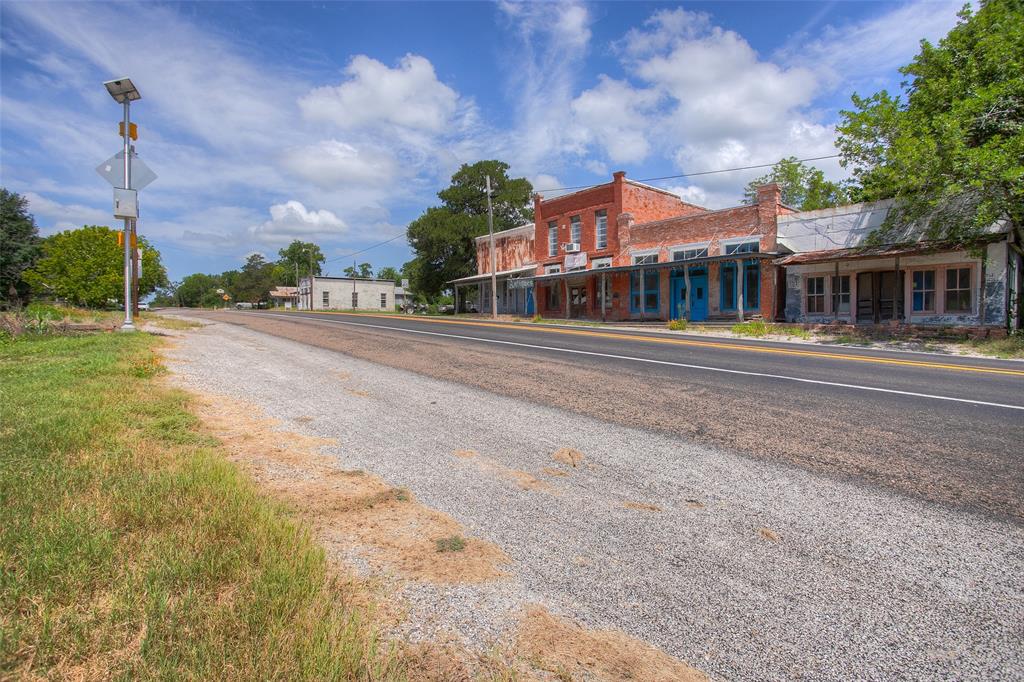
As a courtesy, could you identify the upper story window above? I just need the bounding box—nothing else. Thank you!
[723,239,760,255]
[670,243,709,261]
[544,264,562,274]
[570,215,581,245]
[591,257,612,269]
[547,221,557,257]
[595,210,608,250]
[632,252,658,265]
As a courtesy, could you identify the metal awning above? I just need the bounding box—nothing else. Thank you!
[532,251,780,282]
[772,238,998,266]
[448,265,536,285]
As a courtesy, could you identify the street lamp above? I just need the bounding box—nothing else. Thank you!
[104,77,140,330]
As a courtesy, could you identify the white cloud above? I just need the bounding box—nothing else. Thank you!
[299,54,460,133]
[281,140,398,188]
[23,191,112,232]
[570,76,661,164]
[248,200,347,244]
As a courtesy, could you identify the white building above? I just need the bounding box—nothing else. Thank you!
[297,276,396,311]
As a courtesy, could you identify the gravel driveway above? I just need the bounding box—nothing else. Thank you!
[163,318,1024,681]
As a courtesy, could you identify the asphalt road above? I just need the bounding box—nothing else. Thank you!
[177,309,1024,521]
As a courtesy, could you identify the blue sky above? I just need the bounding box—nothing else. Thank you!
[0,1,962,282]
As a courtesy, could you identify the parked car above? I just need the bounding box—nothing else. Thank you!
[235,302,253,309]
[138,302,150,311]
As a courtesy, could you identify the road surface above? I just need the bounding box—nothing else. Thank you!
[181,309,1024,521]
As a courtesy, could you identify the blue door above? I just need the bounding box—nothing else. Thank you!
[690,274,708,321]
[670,273,707,321]
[525,286,535,316]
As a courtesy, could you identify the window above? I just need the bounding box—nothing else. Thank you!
[548,221,558,257]
[806,276,825,313]
[724,239,759,255]
[595,210,608,249]
[831,275,851,314]
[720,264,736,310]
[544,264,562,274]
[570,215,581,245]
[322,291,330,307]
[912,270,935,312]
[547,283,560,309]
[743,261,759,310]
[945,267,971,312]
[632,252,658,265]
[351,291,358,308]
[630,269,659,313]
[672,246,709,261]
[380,292,388,309]
[591,257,612,269]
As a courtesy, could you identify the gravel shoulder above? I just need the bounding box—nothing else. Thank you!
[159,315,1023,681]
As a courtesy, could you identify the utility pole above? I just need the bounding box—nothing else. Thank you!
[486,174,497,319]
[120,97,134,329]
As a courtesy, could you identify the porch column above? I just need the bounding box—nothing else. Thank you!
[736,259,744,322]
[601,272,607,323]
[564,278,570,319]
[454,285,459,314]
[683,266,691,320]
[894,256,902,323]
[833,262,840,322]
[478,282,483,315]
[640,267,646,322]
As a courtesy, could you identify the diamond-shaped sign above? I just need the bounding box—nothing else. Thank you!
[95,151,157,190]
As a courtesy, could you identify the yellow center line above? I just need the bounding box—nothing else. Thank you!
[267,310,1024,377]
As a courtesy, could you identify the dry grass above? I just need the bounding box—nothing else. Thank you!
[623,501,663,512]
[552,447,584,468]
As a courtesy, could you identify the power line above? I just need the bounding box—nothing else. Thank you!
[533,154,842,194]
[317,153,845,262]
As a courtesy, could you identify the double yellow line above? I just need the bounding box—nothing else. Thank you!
[269,310,1024,377]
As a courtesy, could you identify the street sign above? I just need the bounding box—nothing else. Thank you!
[95,151,157,190]
[215,288,225,294]
[119,122,138,140]
[401,278,409,288]
[222,294,230,301]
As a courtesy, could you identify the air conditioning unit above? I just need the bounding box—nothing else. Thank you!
[564,242,581,253]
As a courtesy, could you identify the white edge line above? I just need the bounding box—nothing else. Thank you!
[256,313,1024,412]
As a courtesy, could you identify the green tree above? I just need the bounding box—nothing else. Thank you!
[176,273,222,307]
[277,240,324,284]
[836,0,1024,244]
[0,189,42,308]
[234,253,276,304]
[376,266,401,283]
[342,262,373,278]
[742,157,851,210]
[23,225,167,308]
[406,160,533,298]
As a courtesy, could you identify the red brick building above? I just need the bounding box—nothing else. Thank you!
[531,172,791,322]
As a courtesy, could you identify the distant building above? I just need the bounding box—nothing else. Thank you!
[268,286,299,309]
[297,276,396,311]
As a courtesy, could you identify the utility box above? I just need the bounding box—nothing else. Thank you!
[113,188,138,219]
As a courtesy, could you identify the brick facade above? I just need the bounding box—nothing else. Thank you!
[475,224,535,274]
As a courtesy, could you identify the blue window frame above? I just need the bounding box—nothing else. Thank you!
[912,270,935,311]
[630,269,660,313]
[720,264,737,310]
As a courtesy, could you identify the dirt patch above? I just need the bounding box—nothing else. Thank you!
[758,527,781,543]
[624,501,662,512]
[452,449,478,459]
[686,499,705,509]
[345,387,371,398]
[552,447,584,468]
[541,467,568,478]
[181,390,510,583]
[516,606,708,682]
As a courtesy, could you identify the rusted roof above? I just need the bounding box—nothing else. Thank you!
[773,238,998,266]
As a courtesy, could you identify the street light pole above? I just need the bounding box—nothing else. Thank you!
[121,98,134,330]
[486,174,497,320]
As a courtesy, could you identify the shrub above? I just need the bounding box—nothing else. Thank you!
[666,318,688,331]
[435,535,466,553]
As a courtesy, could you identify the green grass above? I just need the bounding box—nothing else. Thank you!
[434,535,466,553]
[0,332,402,679]
[967,332,1024,359]
[730,320,771,337]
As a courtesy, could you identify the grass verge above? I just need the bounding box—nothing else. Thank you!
[0,331,400,679]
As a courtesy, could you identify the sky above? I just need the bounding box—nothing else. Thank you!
[0,0,963,282]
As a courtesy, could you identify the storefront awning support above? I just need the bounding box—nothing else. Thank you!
[736,258,744,322]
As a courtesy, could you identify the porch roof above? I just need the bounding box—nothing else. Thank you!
[772,237,1000,266]
[448,264,537,286]
[531,251,779,283]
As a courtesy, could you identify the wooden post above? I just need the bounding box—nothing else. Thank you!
[683,267,691,320]
[639,267,646,322]
[601,272,607,322]
[736,259,744,322]
[478,282,483,315]
[564,278,570,319]
[894,256,901,323]
[454,285,459,314]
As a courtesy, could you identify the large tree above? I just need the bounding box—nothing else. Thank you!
[342,262,373,279]
[23,225,167,308]
[277,240,324,284]
[234,253,276,304]
[376,266,401,283]
[176,273,222,307]
[0,189,42,308]
[406,160,533,298]
[836,0,1024,244]
[742,157,851,210]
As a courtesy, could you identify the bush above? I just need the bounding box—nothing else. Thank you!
[666,318,688,331]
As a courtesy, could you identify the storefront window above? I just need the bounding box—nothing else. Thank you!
[630,270,659,313]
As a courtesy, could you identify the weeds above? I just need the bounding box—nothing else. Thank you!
[435,535,467,553]
[731,320,771,337]
[666,318,688,331]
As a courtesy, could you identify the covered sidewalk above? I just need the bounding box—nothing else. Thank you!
[448,265,536,316]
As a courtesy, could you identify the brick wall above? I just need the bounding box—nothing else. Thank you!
[476,229,535,274]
